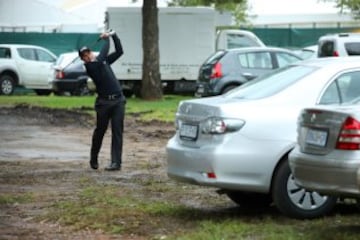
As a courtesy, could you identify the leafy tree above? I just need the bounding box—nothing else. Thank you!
[322,0,360,18]
[167,0,248,25]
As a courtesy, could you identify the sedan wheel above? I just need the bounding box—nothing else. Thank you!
[0,75,15,95]
[272,158,337,219]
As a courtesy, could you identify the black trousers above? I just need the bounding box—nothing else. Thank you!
[91,97,125,166]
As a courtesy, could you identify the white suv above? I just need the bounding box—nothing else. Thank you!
[318,33,360,57]
[0,44,57,95]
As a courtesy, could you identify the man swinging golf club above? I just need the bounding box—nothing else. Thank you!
[79,29,125,171]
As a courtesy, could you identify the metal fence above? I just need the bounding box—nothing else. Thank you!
[1,27,360,56]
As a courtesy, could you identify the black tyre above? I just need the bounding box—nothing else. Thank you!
[34,89,52,96]
[227,191,272,209]
[0,74,15,95]
[272,158,337,219]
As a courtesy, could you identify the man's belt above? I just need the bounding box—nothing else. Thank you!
[98,94,122,100]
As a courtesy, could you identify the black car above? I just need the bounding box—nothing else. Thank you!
[52,52,95,96]
[195,47,303,97]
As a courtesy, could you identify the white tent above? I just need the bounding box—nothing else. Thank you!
[0,0,100,32]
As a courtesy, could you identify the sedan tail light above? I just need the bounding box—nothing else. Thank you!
[210,62,223,79]
[202,117,245,134]
[336,116,360,150]
[333,51,339,57]
[56,71,64,79]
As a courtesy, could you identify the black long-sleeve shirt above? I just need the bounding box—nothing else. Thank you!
[84,34,124,98]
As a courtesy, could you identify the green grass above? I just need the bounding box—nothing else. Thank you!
[42,182,360,240]
[0,193,34,205]
[0,94,193,122]
[168,215,360,240]
[44,184,187,234]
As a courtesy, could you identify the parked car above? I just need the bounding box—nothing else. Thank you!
[289,103,360,197]
[195,47,303,97]
[166,57,360,219]
[52,52,95,96]
[318,33,360,57]
[293,45,318,60]
[0,44,57,95]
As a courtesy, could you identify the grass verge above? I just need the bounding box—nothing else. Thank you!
[41,184,191,236]
[41,181,360,240]
[0,95,192,122]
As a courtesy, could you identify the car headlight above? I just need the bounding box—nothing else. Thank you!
[202,117,245,134]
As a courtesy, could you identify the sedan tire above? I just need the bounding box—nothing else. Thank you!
[0,74,15,95]
[34,89,52,96]
[272,158,337,219]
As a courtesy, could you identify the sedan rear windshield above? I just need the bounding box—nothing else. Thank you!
[203,50,226,65]
[224,65,316,99]
[345,42,360,55]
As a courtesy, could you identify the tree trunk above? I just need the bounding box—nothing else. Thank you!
[141,0,162,100]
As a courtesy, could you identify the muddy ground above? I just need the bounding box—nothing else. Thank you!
[0,105,247,240]
[2,105,360,240]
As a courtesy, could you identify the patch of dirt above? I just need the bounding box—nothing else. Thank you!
[0,105,233,239]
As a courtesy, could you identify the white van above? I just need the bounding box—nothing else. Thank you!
[318,33,360,57]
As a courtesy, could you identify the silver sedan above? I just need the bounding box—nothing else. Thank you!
[289,104,360,197]
[166,57,360,219]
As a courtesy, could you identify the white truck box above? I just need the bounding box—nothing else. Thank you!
[106,7,264,96]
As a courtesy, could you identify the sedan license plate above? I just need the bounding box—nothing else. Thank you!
[180,124,198,140]
[305,129,328,147]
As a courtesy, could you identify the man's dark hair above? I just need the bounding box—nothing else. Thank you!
[78,46,91,58]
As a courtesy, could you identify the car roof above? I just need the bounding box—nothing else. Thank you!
[58,51,99,57]
[296,56,360,68]
[302,45,318,51]
[319,32,360,41]
[225,46,297,53]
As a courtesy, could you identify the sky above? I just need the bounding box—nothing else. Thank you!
[139,0,340,15]
[247,0,339,15]
[43,0,340,15]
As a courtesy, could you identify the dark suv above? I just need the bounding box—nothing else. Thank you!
[195,47,303,97]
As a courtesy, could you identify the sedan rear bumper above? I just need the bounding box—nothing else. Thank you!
[53,79,86,92]
[289,147,360,197]
[166,134,290,193]
[195,82,221,97]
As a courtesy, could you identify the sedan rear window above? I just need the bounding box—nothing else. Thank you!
[0,48,11,58]
[225,65,316,99]
[345,42,360,56]
[203,50,226,65]
[318,41,334,57]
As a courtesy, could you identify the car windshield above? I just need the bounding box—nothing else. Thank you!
[348,96,360,105]
[224,65,317,99]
